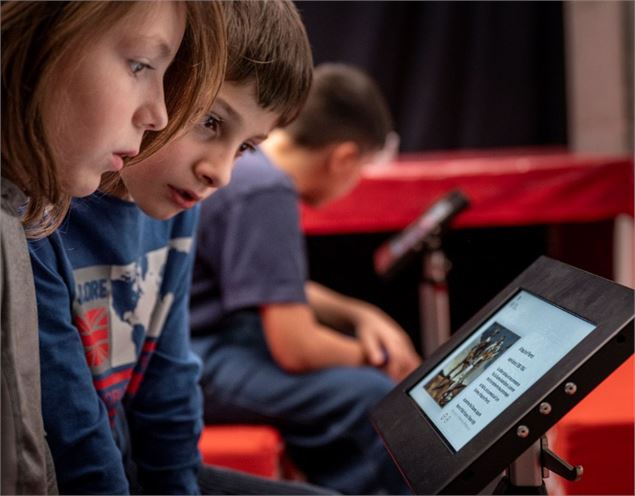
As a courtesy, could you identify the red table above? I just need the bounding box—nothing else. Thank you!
[301,149,633,234]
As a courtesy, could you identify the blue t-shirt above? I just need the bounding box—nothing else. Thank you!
[190,148,307,335]
[29,194,202,495]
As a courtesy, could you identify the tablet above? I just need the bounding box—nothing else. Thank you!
[371,256,634,494]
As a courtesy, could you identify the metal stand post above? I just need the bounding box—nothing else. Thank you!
[493,435,583,495]
[419,231,452,358]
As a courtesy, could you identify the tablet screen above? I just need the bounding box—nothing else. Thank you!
[408,290,596,451]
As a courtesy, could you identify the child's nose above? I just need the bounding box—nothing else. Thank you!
[134,85,169,132]
[195,159,231,189]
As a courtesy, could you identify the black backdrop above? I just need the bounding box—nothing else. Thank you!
[294,1,567,151]
[293,1,588,352]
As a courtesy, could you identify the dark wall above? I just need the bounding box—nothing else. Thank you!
[306,226,552,353]
[295,1,567,152]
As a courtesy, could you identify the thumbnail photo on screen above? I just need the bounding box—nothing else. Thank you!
[424,323,520,407]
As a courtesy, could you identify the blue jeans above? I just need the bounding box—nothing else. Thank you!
[192,311,410,495]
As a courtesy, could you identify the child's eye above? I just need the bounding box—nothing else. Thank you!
[236,142,256,158]
[129,60,153,75]
[202,114,222,135]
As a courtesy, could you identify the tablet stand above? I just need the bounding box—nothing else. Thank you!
[420,230,452,357]
[493,435,583,495]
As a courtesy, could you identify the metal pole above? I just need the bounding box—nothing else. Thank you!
[419,233,452,357]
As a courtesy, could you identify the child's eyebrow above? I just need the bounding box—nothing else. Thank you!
[146,37,174,60]
[213,98,270,141]
[125,36,174,61]
[214,98,242,126]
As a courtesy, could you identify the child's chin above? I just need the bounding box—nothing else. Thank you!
[156,209,181,221]
[139,202,180,221]
[67,176,101,198]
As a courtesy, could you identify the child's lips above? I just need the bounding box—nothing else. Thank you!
[111,150,139,171]
[111,154,125,171]
[168,185,200,210]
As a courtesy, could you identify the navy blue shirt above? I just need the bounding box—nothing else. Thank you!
[190,148,308,336]
[30,195,202,494]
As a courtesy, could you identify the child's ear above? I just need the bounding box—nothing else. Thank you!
[326,141,361,174]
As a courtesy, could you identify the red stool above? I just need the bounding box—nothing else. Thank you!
[198,425,285,479]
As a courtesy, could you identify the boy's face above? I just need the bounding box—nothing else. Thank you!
[120,82,279,219]
[308,149,374,207]
[321,154,364,204]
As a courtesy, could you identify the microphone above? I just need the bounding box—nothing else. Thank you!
[374,190,470,279]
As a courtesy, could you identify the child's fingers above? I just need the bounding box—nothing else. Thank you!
[359,331,387,366]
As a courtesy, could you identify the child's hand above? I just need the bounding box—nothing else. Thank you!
[355,306,421,381]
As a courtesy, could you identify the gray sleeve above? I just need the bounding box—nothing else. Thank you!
[1,208,54,495]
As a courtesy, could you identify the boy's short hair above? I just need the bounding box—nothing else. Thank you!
[284,63,393,153]
[222,0,313,127]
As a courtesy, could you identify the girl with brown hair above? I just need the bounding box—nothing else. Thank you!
[1,2,226,493]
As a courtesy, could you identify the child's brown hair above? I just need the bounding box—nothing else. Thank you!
[284,63,393,154]
[222,0,313,128]
[1,1,226,238]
